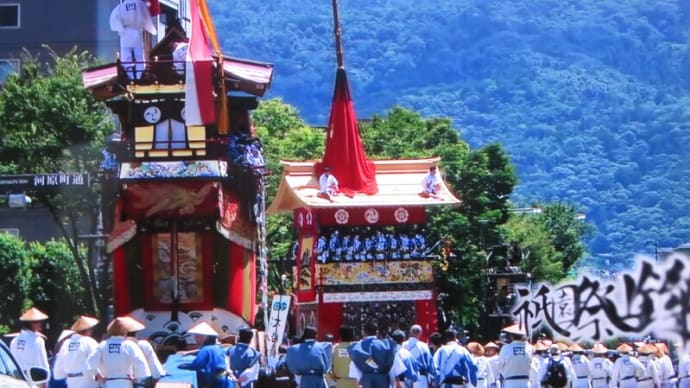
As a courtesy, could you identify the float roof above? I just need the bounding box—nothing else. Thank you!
[267,157,461,214]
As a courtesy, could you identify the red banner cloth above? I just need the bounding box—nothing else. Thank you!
[185,0,216,125]
[148,0,161,16]
[319,68,378,195]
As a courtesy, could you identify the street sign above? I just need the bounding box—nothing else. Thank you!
[0,173,90,192]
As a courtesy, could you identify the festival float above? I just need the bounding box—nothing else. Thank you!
[267,0,461,339]
[81,0,273,346]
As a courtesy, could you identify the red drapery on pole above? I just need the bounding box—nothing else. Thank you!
[148,0,161,16]
[185,0,216,125]
[319,68,378,195]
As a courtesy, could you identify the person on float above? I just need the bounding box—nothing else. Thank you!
[88,317,150,388]
[109,0,157,79]
[467,341,495,388]
[611,343,645,388]
[402,324,436,388]
[390,329,418,388]
[496,324,535,388]
[483,341,502,388]
[331,326,357,388]
[286,326,333,388]
[227,328,261,388]
[10,307,51,379]
[420,165,442,199]
[348,321,396,388]
[568,343,591,388]
[318,167,339,201]
[53,316,100,388]
[432,328,477,388]
[48,329,74,388]
[636,343,661,388]
[588,343,613,388]
[178,321,229,388]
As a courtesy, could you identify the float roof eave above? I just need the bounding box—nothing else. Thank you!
[267,157,461,214]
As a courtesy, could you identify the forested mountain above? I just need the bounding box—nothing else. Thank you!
[209,0,690,269]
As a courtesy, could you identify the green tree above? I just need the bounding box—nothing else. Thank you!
[0,233,30,329]
[0,48,113,315]
[256,99,325,292]
[362,108,518,329]
[502,203,591,281]
[501,214,564,283]
[26,239,87,340]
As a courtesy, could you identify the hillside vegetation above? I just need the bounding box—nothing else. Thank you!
[209,0,690,269]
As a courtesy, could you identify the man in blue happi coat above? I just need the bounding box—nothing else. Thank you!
[433,329,477,388]
[391,329,419,387]
[285,326,333,388]
[403,324,436,388]
[348,321,397,388]
[227,328,261,388]
[178,321,230,388]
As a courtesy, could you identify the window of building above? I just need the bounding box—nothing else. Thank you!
[0,4,19,28]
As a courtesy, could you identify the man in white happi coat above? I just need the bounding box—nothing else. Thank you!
[483,342,501,388]
[54,316,100,388]
[611,343,645,388]
[496,324,534,388]
[109,0,157,79]
[568,343,591,388]
[466,342,495,388]
[588,343,613,388]
[537,344,577,388]
[10,307,50,379]
[529,342,549,388]
[654,343,677,388]
[678,345,690,388]
[402,325,435,388]
[636,343,661,388]
[88,317,151,388]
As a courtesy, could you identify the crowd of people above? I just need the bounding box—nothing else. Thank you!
[271,321,689,388]
[3,307,263,388]
[7,306,690,388]
[6,307,166,388]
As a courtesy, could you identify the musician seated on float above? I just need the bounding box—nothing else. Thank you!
[318,167,339,201]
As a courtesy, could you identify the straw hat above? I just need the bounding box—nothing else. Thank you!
[19,307,49,322]
[501,323,526,336]
[466,342,485,356]
[57,329,75,343]
[484,341,499,349]
[655,342,669,357]
[107,316,145,336]
[591,343,609,354]
[617,343,633,354]
[568,343,584,353]
[555,342,569,352]
[638,344,657,355]
[186,321,219,337]
[534,342,549,352]
[538,339,553,347]
[71,316,99,332]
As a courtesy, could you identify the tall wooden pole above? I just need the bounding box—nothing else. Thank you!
[332,0,344,68]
